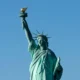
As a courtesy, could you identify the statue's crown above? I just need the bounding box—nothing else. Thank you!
[33,30,50,41]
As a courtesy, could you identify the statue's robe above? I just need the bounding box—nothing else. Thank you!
[28,40,63,80]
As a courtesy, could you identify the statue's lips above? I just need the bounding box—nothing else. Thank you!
[39,41,45,46]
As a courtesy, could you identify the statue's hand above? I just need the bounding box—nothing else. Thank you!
[20,12,28,17]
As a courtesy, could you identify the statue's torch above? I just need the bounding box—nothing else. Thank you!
[20,8,28,17]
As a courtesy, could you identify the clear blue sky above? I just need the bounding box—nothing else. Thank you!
[0,0,80,80]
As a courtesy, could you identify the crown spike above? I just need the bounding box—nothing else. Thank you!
[33,37,37,38]
[42,31,44,35]
[47,37,51,38]
[36,30,40,34]
[46,34,48,36]
[32,33,37,36]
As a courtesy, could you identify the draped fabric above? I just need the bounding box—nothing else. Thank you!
[28,40,63,80]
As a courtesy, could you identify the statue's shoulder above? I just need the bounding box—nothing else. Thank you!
[47,49,57,58]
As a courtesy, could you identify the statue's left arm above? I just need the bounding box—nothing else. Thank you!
[54,64,63,80]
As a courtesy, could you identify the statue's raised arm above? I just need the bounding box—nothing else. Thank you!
[20,8,33,43]
[20,8,37,57]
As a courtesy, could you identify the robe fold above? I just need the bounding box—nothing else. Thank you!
[28,40,63,80]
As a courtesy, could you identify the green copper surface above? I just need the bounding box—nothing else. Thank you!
[20,10,63,80]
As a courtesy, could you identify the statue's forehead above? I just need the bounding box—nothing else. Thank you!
[37,36,43,39]
[37,35,48,41]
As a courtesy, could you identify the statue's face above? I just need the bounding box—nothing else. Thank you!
[37,36,47,47]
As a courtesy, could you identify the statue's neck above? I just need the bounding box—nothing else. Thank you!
[40,46,48,51]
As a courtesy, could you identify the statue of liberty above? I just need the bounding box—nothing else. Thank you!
[20,8,63,80]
